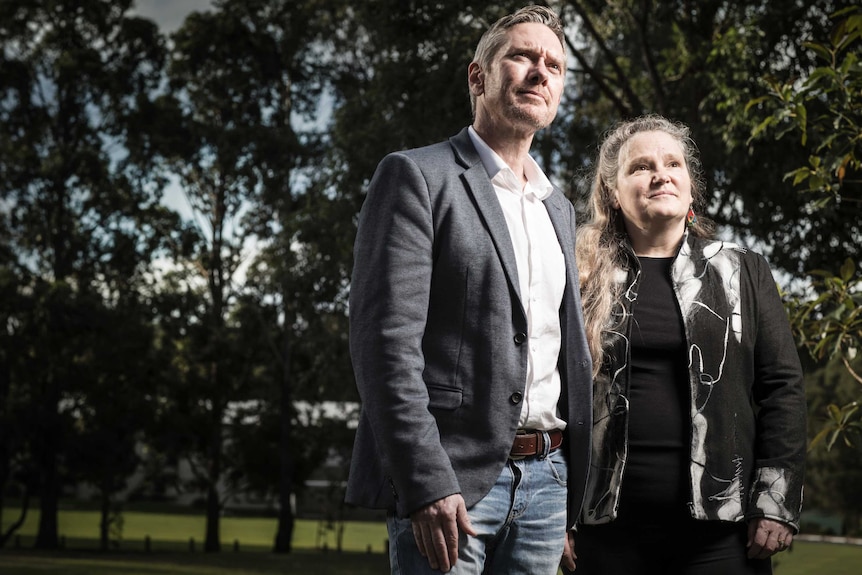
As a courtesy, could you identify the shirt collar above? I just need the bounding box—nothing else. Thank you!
[468,126,554,200]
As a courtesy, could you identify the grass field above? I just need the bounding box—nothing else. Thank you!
[2,507,862,574]
[1,506,388,554]
[0,549,390,575]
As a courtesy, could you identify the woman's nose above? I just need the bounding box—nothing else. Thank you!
[652,170,670,183]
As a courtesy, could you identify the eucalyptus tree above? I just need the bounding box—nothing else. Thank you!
[0,0,168,549]
[158,0,349,552]
[159,7,265,552]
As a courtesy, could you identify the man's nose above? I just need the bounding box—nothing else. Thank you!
[529,61,550,84]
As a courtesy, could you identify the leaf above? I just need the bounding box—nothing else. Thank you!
[840,258,856,282]
[802,41,833,63]
[809,426,831,450]
[787,167,810,186]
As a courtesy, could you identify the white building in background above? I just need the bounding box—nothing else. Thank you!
[71,401,363,518]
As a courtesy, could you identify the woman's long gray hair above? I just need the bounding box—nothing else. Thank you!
[576,114,714,376]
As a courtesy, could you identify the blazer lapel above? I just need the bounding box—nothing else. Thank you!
[449,129,523,308]
[543,193,574,257]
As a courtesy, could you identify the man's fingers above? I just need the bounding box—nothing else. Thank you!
[442,520,458,571]
[410,495,470,572]
[425,524,448,571]
[411,522,428,558]
[456,498,477,536]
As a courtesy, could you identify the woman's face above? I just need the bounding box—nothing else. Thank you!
[613,130,692,234]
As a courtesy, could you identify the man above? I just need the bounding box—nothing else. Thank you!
[346,5,592,574]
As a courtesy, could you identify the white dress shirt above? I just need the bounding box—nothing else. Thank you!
[468,127,566,431]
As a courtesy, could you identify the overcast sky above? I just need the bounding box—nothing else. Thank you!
[127,1,215,218]
[132,0,214,33]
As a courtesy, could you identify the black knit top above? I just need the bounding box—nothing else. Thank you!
[618,256,690,522]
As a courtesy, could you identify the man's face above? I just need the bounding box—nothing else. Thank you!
[470,23,565,133]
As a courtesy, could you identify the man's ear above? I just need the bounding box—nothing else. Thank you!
[468,62,484,96]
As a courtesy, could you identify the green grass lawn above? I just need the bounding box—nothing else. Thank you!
[2,506,388,554]
[3,507,862,574]
[0,549,390,575]
[772,540,862,575]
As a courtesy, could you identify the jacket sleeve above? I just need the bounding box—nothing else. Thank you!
[349,151,460,517]
[746,252,806,531]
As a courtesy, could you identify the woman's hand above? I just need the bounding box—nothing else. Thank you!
[746,517,794,559]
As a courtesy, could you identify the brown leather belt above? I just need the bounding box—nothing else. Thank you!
[509,429,563,459]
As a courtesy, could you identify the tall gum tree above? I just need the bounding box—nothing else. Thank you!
[0,0,167,549]
[158,0,340,552]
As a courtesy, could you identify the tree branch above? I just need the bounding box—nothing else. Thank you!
[564,1,645,115]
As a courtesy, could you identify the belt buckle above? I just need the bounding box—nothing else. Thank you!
[509,430,535,460]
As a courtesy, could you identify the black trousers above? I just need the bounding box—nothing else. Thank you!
[573,518,773,575]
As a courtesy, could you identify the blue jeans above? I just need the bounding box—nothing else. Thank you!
[387,444,568,574]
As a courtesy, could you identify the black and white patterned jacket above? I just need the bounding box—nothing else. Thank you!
[580,233,806,530]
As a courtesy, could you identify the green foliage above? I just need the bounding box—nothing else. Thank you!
[787,259,862,375]
[747,7,862,453]
[748,6,862,209]
[802,358,862,534]
[786,258,862,450]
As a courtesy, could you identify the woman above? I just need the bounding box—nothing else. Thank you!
[572,114,806,574]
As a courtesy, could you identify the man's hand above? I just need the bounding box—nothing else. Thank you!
[561,530,577,572]
[411,494,477,573]
[747,517,794,559]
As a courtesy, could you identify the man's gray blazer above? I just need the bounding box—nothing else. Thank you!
[345,127,593,529]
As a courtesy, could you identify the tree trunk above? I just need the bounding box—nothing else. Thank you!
[204,480,221,552]
[203,416,222,552]
[0,355,9,541]
[273,312,295,553]
[0,492,29,549]
[99,489,110,551]
[34,460,59,549]
[34,375,60,550]
[205,370,222,553]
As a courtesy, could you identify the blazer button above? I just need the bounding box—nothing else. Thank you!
[513,332,527,345]
[510,392,523,404]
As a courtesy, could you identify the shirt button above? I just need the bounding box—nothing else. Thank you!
[510,392,523,404]
[513,332,527,345]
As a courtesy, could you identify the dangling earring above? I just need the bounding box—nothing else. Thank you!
[686,206,698,228]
